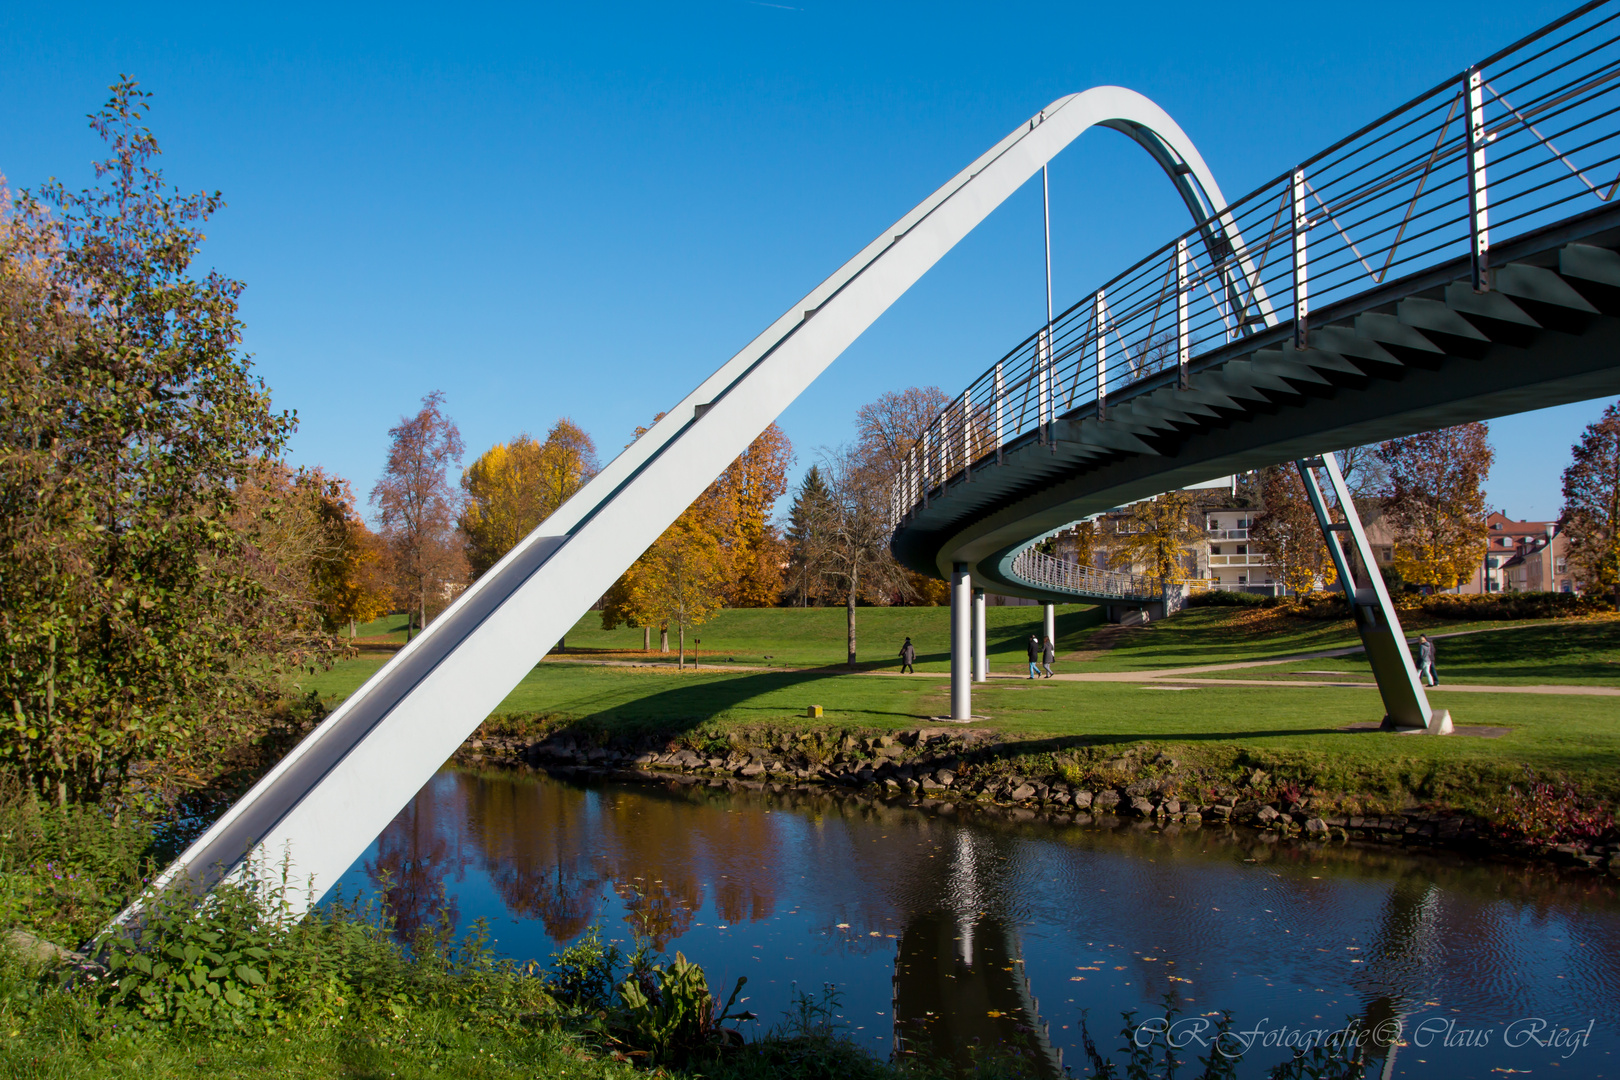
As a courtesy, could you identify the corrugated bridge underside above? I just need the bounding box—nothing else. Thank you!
[891,205,1620,602]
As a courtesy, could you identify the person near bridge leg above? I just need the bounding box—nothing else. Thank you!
[899,637,916,674]
[1042,635,1056,678]
[1027,634,1040,679]
[1418,633,1438,687]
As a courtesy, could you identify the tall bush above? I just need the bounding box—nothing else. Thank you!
[0,81,311,805]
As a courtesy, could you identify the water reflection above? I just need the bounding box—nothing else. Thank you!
[338,768,1620,1078]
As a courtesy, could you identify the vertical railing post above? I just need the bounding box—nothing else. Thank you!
[1095,289,1108,419]
[1038,328,1052,448]
[1466,66,1492,292]
[994,362,1005,465]
[921,428,930,508]
[1176,238,1189,389]
[962,390,972,481]
[1292,168,1309,349]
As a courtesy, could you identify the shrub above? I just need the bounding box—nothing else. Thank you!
[1186,590,1280,608]
[1490,769,1616,846]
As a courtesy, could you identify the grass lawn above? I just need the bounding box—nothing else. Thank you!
[290,605,1620,802]
[1190,618,1620,686]
[296,655,1620,794]
[547,602,1104,671]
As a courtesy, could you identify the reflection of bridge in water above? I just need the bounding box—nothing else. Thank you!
[140,3,1620,922]
[352,769,1620,1075]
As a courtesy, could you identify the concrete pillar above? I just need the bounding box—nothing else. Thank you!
[951,563,972,720]
[1043,603,1056,648]
[972,588,987,682]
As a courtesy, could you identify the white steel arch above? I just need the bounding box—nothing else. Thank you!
[135,87,1242,920]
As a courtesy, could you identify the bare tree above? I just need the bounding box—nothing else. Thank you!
[812,445,913,667]
[371,390,465,638]
[854,386,950,478]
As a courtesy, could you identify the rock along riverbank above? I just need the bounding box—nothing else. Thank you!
[453,724,1620,878]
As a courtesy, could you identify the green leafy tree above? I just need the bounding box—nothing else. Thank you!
[0,80,308,805]
[783,465,833,606]
[1560,401,1620,609]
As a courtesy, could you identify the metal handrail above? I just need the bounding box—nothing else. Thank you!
[1008,548,1159,600]
[888,1,1620,533]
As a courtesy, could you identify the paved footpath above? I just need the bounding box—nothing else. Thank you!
[541,624,1619,697]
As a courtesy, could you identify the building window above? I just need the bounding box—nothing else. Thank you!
[1238,575,1247,585]
[1561,580,1572,593]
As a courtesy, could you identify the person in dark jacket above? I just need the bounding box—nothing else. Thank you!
[1027,634,1040,679]
[1041,635,1056,678]
[899,637,916,674]
[1417,634,1437,686]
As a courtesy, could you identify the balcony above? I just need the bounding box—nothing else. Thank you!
[1206,528,1250,540]
[1208,553,1273,567]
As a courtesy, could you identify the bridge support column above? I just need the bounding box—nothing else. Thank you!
[1297,453,1450,734]
[972,589,987,683]
[1042,604,1055,651]
[951,564,972,720]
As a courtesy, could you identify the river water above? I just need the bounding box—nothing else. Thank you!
[334,767,1620,1078]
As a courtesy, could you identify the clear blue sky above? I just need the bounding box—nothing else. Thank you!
[1,0,1607,522]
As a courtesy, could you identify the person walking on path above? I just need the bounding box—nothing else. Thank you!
[1417,634,1438,686]
[1026,634,1041,679]
[1041,635,1056,678]
[899,637,916,674]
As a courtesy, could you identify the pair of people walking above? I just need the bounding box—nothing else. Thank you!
[1027,634,1055,679]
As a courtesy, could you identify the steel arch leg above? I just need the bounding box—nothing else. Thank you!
[1296,453,1449,734]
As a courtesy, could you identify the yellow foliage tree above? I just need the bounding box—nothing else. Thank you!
[461,418,598,579]
[1115,490,1202,587]
[619,506,728,668]
[1381,423,1493,591]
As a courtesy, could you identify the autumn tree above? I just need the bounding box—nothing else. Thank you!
[704,422,792,607]
[625,508,729,669]
[304,474,393,635]
[1250,466,1337,596]
[1379,423,1493,591]
[1560,401,1620,609]
[461,419,599,579]
[1115,490,1202,588]
[371,391,466,637]
[0,82,316,804]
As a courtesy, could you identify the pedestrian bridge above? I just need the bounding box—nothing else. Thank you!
[131,3,1620,921]
[888,8,1620,608]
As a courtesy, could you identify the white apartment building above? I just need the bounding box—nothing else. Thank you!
[1202,508,1281,594]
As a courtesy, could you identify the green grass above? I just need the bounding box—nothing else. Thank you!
[536,603,1104,671]
[291,605,1620,806]
[296,656,1620,794]
[1190,618,1620,686]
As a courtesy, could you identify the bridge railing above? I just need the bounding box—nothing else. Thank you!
[1008,548,1159,600]
[890,0,1620,532]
